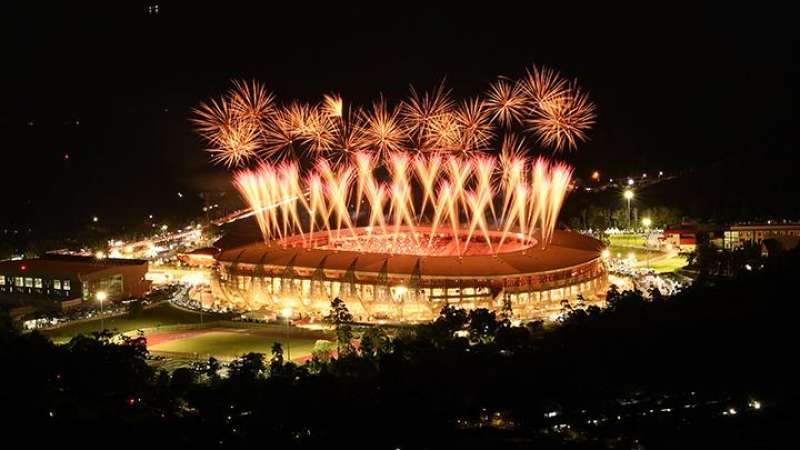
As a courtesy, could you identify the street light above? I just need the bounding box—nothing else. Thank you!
[623,190,634,230]
[642,217,652,270]
[96,290,108,331]
[281,307,293,361]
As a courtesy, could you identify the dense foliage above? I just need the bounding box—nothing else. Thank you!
[2,250,798,448]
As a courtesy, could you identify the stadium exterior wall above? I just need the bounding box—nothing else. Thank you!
[210,228,608,322]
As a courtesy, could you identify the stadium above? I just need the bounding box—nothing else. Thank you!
[211,225,607,322]
[196,66,609,322]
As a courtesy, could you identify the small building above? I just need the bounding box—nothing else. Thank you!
[661,224,700,252]
[0,254,150,309]
[723,223,800,249]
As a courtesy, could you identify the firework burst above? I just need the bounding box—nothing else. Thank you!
[360,98,407,156]
[401,81,454,150]
[484,78,528,127]
[194,64,596,166]
[526,82,596,151]
[454,98,494,152]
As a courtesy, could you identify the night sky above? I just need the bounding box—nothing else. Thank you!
[3,2,797,239]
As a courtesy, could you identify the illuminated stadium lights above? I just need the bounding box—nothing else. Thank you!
[623,190,634,229]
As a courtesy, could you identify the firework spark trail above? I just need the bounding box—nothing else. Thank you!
[353,151,377,223]
[498,183,529,249]
[413,153,442,218]
[527,157,549,244]
[306,173,331,241]
[463,189,494,253]
[446,156,473,218]
[500,156,526,228]
[473,155,496,223]
[233,152,573,255]
[233,171,270,241]
[366,182,388,235]
[318,160,357,242]
[543,162,574,246]
[428,181,452,248]
[387,152,418,244]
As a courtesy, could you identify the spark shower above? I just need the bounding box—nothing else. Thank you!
[195,65,595,255]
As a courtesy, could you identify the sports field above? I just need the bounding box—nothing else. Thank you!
[145,327,326,362]
[42,303,221,343]
[607,233,687,274]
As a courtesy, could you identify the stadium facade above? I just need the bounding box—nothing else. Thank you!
[211,226,607,322]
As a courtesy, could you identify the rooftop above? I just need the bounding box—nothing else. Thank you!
[217,229,604,278]
[0,255,147,278]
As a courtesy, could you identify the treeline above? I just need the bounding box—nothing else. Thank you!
[2,250,799,448]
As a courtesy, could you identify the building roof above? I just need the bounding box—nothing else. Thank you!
[729,223,800,231]
[184,247,220,257]
[0,255,147,278]
[216,229,604,279]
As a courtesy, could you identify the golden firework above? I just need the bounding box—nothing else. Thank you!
[485,78,528,127]
[360,97,407,156]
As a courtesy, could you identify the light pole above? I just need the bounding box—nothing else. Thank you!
[642,217,652,270]
[96,290,108,332]
[281,307,293,361]
[623,190,634,230]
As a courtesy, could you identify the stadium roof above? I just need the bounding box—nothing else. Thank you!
[216,230,604,278]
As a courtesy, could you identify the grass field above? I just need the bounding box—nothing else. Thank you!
[42,303,220,343]
[607,234,647,248]
[607,244,688,274]
[608,245,662,260]
[646,254,689,273]
[148,328,321,361]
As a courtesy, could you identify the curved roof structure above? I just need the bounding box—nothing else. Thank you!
[216,228,604,279]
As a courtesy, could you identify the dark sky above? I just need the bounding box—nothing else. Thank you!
[2,2,797,237]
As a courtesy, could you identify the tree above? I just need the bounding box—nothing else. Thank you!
[501,294,513,320]
[435,305,468,334]
[170,368,197,396]
[128,300,144,318]
[270,342,284,376]
[228,352,266,380]
[360,327,389,358]
[467,308,499,344]
[326,297,354,356]
[204,356,221,383]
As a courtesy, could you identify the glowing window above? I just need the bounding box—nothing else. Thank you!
[53,280,62,290]
[25,277,33,287]
[63,280,71,290]
[34,278,43,288]
[16,277,23,286]
[0,276,5,286]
